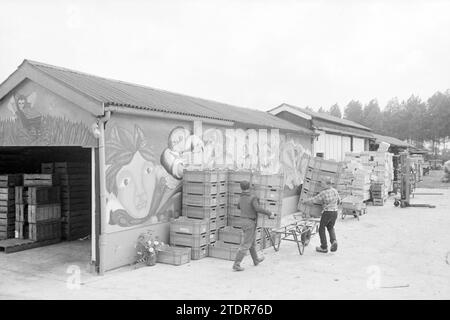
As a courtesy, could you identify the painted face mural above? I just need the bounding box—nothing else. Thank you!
[106,125,182,227]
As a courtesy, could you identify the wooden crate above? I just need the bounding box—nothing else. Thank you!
[15,204,28,222]
[252,173,284,188]
[28,204,61,223]
[41,163,54,174]
[0,218,16,240]
[170,217,209,235]
[54,162,90,174]
[218,181,227,194]
[27,187,60,205]
[216,215,227,229]
[182,205,217,219]
[217,193,227,205]
[253,186,283,202]
[217,205,227,218]
[257,212,281,229]
[182,181,218,195]
[182,193,217,207]
[0,203,15,214]
[15,221,29,239]
[0,187,15,201]
[62,202,90,212]
[157,246,191,266]
[190,245,208,260]
[183,170,218,183]
[28,220,61,241]
[15,186,27,204]
[208,218,217,232]
[23,174,59,187]
[218,226,243,245]
[207,241,239,260]
[58,174,91,186]
[228,170,252,183]
[0,174,23,187]
[217,170,228,183]
[169,232,207,248]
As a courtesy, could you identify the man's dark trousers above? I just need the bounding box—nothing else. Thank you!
[319,211,338,249]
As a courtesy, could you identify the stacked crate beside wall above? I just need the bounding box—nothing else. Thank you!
[46,162,91,241]
[23,174,61,241]
[170,216,209,260]
[0,175,22,240]
[182,169,226,250]
[298,158,342,218]
[370,182,386,206]
[252,172,284,229]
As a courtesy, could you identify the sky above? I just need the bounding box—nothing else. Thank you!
[1,0,450,114]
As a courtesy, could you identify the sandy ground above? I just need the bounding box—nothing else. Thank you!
[1,171,449,300]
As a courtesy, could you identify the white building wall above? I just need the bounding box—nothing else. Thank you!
[353,137,365,153]
[314,133,364,161]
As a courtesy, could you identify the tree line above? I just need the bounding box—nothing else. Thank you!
[312,90,450,155]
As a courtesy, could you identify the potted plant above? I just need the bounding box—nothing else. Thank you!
[135,231,164,266]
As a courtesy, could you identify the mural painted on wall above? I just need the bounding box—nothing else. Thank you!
[105,119,312,231]
[0,81,97,147]
[105,124,183,228]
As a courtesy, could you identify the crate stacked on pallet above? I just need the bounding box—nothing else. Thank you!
[182,169,226,250]
[370,182,386,206]
[298,157,343,218]
[15,185,28,239]
[43,162,92,241]
[22,174,61,242]
[170,216,209,260]
[0,175,22,240]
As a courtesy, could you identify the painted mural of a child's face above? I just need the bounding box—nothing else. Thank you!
[106,125,160,221]
[115,151,157,219]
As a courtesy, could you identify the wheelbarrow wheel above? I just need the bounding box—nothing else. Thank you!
[301,228,312,247]
[394,200,400,207]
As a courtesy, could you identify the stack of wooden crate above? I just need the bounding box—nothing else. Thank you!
[370,182,386,206]
[0,175,22,240]
[42,162,91,240]
[182,169,227,251]
[169,216,209,260]
[298,157,343,218]
[21,174,62,241]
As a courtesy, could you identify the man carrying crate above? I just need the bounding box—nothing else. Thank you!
[301,176,340,253]
[232,180,275,272]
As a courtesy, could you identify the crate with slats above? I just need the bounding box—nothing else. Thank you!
[28,204,61,223]
[182,205,217,220]
[182,181,218,195]
[183,170,218,183]
[28,220,61,241]
[0,174,23,187]
[23,174,59,187]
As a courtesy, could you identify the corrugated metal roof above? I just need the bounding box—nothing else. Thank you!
[372,133,411,148]
[23,60,312,134]
[313,119,374,139]
[278,103,372,131]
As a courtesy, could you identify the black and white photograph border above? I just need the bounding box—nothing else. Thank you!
[0,0,449,301]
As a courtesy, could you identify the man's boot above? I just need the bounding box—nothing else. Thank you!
[232,251,246,271]
[250,247,264,266]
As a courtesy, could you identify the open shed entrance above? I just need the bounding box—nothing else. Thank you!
[0,146,98,275]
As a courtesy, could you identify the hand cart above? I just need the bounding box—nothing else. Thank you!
[263,216,320,255]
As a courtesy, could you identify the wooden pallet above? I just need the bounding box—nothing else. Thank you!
[0,238,61,253]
